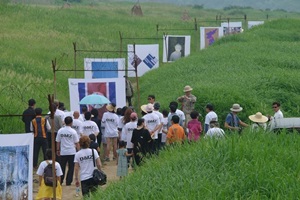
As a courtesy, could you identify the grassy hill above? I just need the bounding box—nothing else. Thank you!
[0,2,300,133]
[93,132,300,199]
[1,2,300,199]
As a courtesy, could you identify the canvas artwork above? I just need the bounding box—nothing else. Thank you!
[84,58,125,79]
[248,21,264,29]
[0,133,33,200]
[163,35,191,63]
[127,44,159,77]
[221,22,243,35]
[200,27,223,49]
[68,78,126,116]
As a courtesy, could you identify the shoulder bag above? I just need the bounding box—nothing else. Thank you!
[91,148,107,186]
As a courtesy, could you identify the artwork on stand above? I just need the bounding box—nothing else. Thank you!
[163,35,191,62]
[84,58,125,79]
[221,22,243,35]
[0,133,34,200]
[248,21,264,29]
[68,78,126,118]
[127,44,159,77]
[200,27,223,49]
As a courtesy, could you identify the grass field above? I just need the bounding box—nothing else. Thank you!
[1,2,300,133]
[92,131,300,199]
[1,1,300,199]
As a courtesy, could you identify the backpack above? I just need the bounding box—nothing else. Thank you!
[44,161,57,187]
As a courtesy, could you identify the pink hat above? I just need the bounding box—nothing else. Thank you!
[130,112,137,119]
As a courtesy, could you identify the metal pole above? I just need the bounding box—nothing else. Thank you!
[227,18,230,35]
[47,94,56,200]
[73,42,77,78]
[156,24,159,43]
[133,43,140,114]
[194,18,198,51]
[119,31,123,58]
[52,59,57,99]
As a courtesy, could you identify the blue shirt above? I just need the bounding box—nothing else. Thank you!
[225,113,240,127]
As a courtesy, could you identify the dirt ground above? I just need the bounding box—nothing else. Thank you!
[33,154,127,200]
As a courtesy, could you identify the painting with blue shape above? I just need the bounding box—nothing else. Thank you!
[92,61,118,78]
[0,145,29,199]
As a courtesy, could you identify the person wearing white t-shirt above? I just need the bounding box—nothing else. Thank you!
[168,101,185,127]
[143,103,160,153]
[153,102,164,152]
[53,99,65,123]
[74,135,102,197]
[205,121,225,138]
[204,103,218,133]
[102,104,119,161]
[161,110,169,148]
[35,149,63,199]
[122,112,138,166]
[72,111,83,138]
[269,102,284,121]
[56,116,80,186]
[81,112,99,137]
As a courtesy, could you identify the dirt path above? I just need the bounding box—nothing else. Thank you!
[33,157,125,199]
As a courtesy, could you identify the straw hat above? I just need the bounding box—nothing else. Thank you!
[106,104,116,112]
[141,104,148,113]
[183,85,193,92]
[230,103,243,112]
[145,103,154,112]
[248,112,268,123]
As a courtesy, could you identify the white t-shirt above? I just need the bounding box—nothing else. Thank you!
[274,110,284,119]
[143,112,160,139]
[79,114,85,122]
[168,109,186,123]
[81,120,99,136]
[56,126,79,155]
[205,127,225,138]
[153,110,164,133]
[205,111,218,126]
[55,109,66,123]
[36,160,63,177]
[122,121,137,148]
[118,116,125,130]
[118,116,125,139]
[74,148,99,181]
[102,112,119,138]
[161,117,168,143]
[72,119,83,138]
[176,109,186,122]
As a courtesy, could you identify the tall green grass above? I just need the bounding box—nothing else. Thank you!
[0,2,300,133]
[92,131,300,199]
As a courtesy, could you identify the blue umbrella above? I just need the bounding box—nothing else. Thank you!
[79,93,110,106]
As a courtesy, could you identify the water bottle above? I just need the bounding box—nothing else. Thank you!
[75,186,80,197]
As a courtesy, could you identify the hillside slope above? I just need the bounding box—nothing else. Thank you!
[0,3,300,132]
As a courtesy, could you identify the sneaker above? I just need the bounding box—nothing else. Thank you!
[113,157,116,161]
[104,157,110,162]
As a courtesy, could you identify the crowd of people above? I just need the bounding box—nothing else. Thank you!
[22,85,284,199]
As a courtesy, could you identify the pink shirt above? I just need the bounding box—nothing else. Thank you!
[187,119,202,141]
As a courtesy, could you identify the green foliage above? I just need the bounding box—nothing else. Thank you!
[0,3,300,134]
[192,4,204,10]
[92,132,300,199]
[223,5,253,11]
